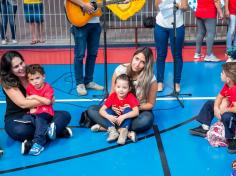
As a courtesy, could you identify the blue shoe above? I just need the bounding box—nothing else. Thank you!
[48,122,56,140]
[29,143,44,156]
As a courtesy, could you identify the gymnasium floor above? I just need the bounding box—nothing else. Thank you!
[0,47,235,176]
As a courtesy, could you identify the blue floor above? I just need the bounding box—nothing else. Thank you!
[0,62,234,176]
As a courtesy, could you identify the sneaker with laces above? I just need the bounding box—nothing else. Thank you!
[107,127,119,142]
[1,40,7,45]
[117,128,128,145]
[204,54,220,62]
[29,143,44,156]
[12,40,18,44]
[228,139,236,153]
[76,84,87,95]
[21,140,33,155]
[128,131,137,142]
[189,126,208,137]
[59,127,73,138]
[194,53,204,59]
[91,124,101,132]
[48,122,56,140]
[85,82,104,90]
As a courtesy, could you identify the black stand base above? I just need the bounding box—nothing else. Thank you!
[159,91,192,108]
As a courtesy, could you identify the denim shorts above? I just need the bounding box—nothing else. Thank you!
[24,3,44,23]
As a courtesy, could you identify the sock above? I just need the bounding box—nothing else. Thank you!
[202,124,209,130]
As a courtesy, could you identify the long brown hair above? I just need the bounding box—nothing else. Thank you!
[0,51,24,88]
[126,47,154,102]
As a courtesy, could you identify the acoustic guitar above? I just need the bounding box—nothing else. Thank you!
[65,0,125,27]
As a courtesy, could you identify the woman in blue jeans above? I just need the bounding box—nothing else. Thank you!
[154,0,188,92]
[0,51,72,155]
[0,0,17,44]
[87,47,158,138]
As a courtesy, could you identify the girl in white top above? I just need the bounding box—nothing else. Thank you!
[154,0,188,93]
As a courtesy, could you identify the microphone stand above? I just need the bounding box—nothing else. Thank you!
[93,0,109,100]
[159,0,191,108]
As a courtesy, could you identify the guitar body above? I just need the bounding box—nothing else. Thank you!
[65,0,102,27]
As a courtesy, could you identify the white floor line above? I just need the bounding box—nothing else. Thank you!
[0,96,216,104]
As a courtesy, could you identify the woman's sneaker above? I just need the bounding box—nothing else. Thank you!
[193,53,204,59]
[91,124,102,132]
[0,147,3,156]
[204,54,220,62]
[128,131,137,142]
[60,127,73,138]
[21,140,33,155]
[29,143,44,156]
[48,122,56,140]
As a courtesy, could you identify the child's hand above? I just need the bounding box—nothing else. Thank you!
[106,115,117,125]
[116,115,126,126]
[112,105,121,116]
[214,107,221,120]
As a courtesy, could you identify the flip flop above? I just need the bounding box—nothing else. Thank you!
[30,40,37,45]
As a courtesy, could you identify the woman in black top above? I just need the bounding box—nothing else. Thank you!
[0,50,72,154]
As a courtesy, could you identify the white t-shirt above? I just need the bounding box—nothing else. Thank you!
[115,64,156,104]
[155,0,184,28]
[88,17,100,23]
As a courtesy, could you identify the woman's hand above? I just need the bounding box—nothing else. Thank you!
[82,2,95,14]
[225,9,230,18]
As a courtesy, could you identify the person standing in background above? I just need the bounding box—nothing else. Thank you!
[154,0,188,92]
[0,0,17,45]
[68,0,104,96]
[23,0,45,44]
[193,0,223,62]
[225,0,236,62]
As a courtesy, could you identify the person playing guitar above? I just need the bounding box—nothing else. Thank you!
[67,0,130,96]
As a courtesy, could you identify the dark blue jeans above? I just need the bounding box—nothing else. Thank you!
[196,100,236,139]
[105,108,132,129]
[87,105,154,133]
[71,23,101,85]
[154,24,185,83]
[0,0,17,40]
[4,111,71,142]
[21,113,52,146]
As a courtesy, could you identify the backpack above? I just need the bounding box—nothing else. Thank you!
[206,121,228,147]
[79,110,95,128]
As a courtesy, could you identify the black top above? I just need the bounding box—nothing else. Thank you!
[3,84,29,119]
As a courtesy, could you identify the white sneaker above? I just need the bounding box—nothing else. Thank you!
[193,53,204,59]
[226,57,236,63]
[12,40,18,44]
[76,84,87,95]
[91,124,102,132]
[107,127,119,142]
[204,54,221,62]
[128,131,137,142]
[117,128,128,145]
[1,40,7,45]
[85,82,104,90]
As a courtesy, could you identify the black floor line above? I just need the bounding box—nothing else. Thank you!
[153,125,171,176]
[0,117,195,174]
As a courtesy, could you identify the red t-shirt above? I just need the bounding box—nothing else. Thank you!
[195,0,217,18]
[220,84,236,107]
[104,92,139,110]
[228,0,236,14]
[26,83,54,116]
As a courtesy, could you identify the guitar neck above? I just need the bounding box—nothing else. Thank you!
[96,0,126,8]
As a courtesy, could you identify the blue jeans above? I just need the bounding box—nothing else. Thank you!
[195,100,236,139]
[87,105,154,133]
[105,108,132,129]
[154,24,185,84]
[0,0,17,40]
[71,23,101,85]
[4,111,71,142]
[21,113,52,146]
[226,15,236,50]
